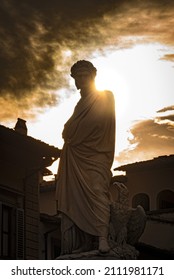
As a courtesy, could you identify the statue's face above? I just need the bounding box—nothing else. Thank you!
[73,70,94,90]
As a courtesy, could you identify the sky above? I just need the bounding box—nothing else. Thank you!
[0,0,174,175]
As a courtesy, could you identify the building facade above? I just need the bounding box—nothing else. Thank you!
[0,123,60,259]
[115,155,174,257]
[115,155,174,211]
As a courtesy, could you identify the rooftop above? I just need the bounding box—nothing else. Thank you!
[0,124,61,168]
[115,155,174,172]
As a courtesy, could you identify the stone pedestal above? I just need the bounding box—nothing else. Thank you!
[56,244,139,260]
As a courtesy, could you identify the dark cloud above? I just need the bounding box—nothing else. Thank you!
[0,0,120,97]
[0,0,123,120]
[0,0,174,121]
[116,110,174,165]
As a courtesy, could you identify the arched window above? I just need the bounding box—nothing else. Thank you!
[132,193,150,211]
[157,190,174,210]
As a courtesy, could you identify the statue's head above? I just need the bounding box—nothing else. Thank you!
[70,60,97,79]
[70,60,97,91]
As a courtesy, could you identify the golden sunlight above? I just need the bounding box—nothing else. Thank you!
[95,67,130,120]
[94,66,131,160]
[27,43,174,175]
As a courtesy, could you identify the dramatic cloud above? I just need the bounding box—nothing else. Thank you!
[116,107,174,165]
[157,105,174,113]
[160,54,174,62]
[0,0,174,121]
[0,1,126,94]
[0,0,122,120]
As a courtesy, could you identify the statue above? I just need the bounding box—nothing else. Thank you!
[56,60,115,255]
[56,60,146,259]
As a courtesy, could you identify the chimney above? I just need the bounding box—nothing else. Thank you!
[14,118,28,135]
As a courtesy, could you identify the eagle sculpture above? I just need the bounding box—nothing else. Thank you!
[109,181,147,247]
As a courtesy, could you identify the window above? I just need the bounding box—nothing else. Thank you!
[0,204,13,259]
[16,208,24,260]
[132,193,150,211]
[51,238,61,259]
[0,203,24,259]
[157,190,174,210]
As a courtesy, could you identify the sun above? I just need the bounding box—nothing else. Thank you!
[95,67,130,119]
[94,65,132,159]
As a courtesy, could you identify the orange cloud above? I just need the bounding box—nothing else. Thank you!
[160,54,174,61]
[157,105,174,113]
[116,108,174,166]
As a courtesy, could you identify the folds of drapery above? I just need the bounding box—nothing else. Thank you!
[56,90,115,237]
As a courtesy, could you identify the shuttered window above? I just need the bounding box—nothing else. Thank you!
[16,208,24,259]
[0,202,24,259]
[0,203,12,259]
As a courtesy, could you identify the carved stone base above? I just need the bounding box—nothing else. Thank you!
[56,244,139,260]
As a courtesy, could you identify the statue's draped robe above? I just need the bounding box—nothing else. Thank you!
[56,90,115,253]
